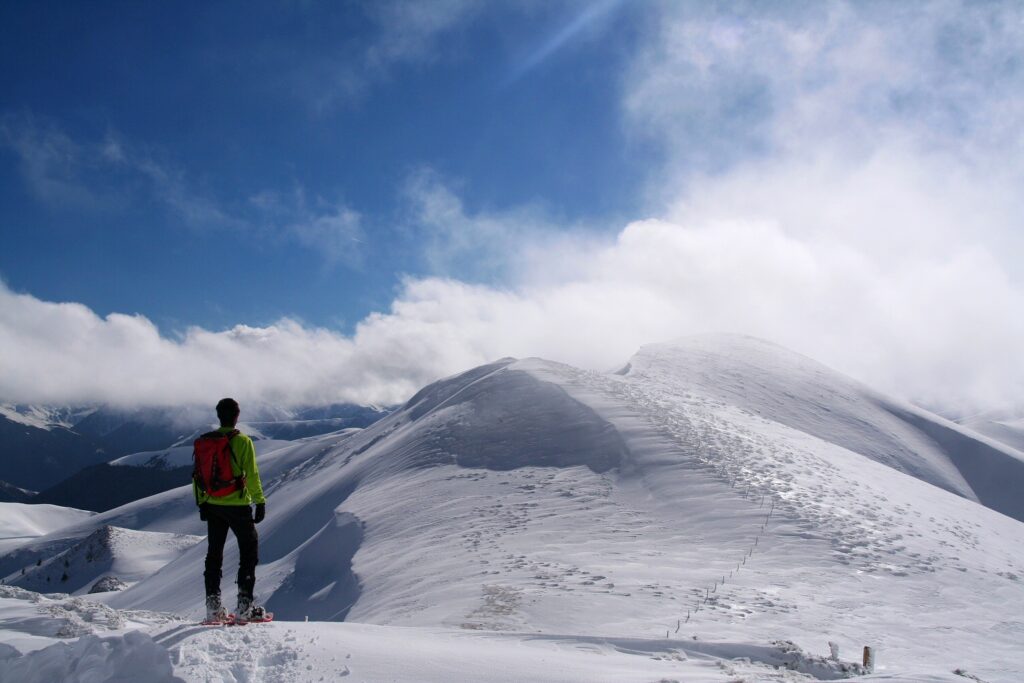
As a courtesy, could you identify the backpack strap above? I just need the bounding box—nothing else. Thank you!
[222,429,245,492]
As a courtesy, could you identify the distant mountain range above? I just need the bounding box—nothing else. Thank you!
[0,402,390,510]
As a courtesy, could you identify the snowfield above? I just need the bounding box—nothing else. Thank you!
[0,503,95,555]
[1,335,1022,682]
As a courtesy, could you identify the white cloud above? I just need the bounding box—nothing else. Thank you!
[250,188,364,268]
[3,206,1022,411]
[3,2,1023,414]
[401,168,580,283]
[612,0,1024,409]
[625,1,1024,177]
[290,0,483,112]
[0,114,110,209]
[364,0,481,71]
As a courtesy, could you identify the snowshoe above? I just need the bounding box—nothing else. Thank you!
[236,608,274,625]
[202,594,232,625]
[234,594,273,624]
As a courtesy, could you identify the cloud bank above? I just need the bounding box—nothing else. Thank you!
[3,1,1023,413]
[3,204,1022,411]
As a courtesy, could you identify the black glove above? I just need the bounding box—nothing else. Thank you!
[199,505,208,522]
[254,503,265,524]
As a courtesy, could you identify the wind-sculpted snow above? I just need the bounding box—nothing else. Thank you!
[888,404,1024,522]
[0,628,183,683]
[266,511,363,621]
[961,411,1024,453]
[624,334,1024,521]
[2,336,1023,681]
[399,365,626,472]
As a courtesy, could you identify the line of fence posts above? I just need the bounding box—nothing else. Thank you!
[671,481,785,636]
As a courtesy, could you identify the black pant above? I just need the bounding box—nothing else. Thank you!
[203,503,259,598]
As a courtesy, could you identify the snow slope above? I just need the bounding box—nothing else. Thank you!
[0,587,877,683]
[618,335,1024,522]
[0,503,95,554]
[10,525,203,595]
[0,429,366,583]
[2,335,1023,681]
[960,408,1024,454]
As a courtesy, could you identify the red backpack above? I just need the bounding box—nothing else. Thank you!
[193,429,246,498]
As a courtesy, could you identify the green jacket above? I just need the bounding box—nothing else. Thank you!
[193,426,266,506]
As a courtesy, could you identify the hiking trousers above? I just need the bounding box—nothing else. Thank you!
[202,503,259,598]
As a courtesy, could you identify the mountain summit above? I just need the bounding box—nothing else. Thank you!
[2,334,1022,681]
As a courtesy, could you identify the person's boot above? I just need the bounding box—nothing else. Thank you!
[235,592,268,623]
[204,594,228,624]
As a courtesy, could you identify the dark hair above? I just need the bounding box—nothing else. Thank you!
[216,398,240,425]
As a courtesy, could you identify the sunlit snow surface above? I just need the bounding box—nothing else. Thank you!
[1,335,1023,682]
[0,503,95,553]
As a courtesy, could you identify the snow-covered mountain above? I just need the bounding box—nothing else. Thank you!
[0,411,109,491]
[1,335,1023,682]
[3,403,390,509]
[618,335,1024,522]
[959,407,1024,454]
[0,503,95,555]
[10,525,202,596]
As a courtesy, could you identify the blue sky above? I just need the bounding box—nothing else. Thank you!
[2,1,1023,410]
[0,1,646,330]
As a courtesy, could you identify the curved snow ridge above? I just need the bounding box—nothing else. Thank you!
[265,511,363,622]
[0,503,95,546]
[553,359,1024,577]
[624,333,1024,522]
[334,357,628,477]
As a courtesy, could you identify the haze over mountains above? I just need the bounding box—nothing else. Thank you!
[0,334,1022,682]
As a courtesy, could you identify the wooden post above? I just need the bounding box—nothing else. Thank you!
[863,646,874,673]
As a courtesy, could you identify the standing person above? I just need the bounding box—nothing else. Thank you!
[193,398,268,623]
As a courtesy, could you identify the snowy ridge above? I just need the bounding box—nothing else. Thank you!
[109,439,296,469]
[1,335,1022,681]
[0,404,95,431]
[622,335,1024,521]
[0,503,95,555]
[960,408,1024,453]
